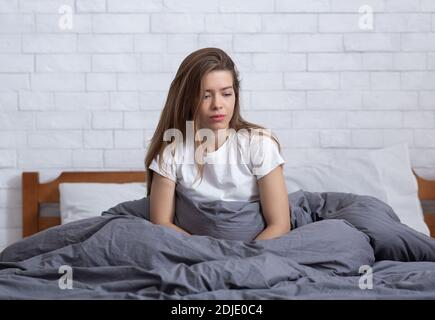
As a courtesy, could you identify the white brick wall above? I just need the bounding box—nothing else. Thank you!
[1,0,435,250]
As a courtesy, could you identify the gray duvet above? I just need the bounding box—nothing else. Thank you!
[0,190,434,299]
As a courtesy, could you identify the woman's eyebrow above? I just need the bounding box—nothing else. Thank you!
[205,86,233,92]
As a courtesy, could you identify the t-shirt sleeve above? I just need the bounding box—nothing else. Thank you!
[249,134,285,180]
[148,147,177,183]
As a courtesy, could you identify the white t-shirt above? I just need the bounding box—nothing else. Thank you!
[149,130,285,203]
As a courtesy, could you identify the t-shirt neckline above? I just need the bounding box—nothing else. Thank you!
[204,131,233,158]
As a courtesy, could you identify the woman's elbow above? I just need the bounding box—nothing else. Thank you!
[282,223,291,234]
[269,222,291,235]
[280,213,292,233]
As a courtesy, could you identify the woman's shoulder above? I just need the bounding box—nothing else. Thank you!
[153,140,186,165]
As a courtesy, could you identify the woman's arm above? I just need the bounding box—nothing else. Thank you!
[255,165,291,240]
[149,172,190,235]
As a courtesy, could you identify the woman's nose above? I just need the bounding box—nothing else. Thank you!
[212,96,223,109]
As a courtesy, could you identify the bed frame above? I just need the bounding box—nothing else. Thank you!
[22,171,147,237]
[22,170,435,238]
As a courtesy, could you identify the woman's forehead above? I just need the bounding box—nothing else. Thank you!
[202,70,233,90]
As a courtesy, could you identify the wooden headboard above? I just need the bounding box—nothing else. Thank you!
[22,171,147,237]
[414,172,435,238]
[22,170,435,238]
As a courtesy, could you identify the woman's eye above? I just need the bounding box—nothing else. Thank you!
[203,95,211,99]
[224,93,232,96]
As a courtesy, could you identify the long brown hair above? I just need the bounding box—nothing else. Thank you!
[144,47,281,196]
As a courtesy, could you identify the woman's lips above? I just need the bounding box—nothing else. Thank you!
[210,115,225,122]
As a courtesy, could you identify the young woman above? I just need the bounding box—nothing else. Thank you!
[144,47,290,241]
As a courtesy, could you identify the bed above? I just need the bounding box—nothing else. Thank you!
[0,165,434,299]
[21,171,147,237]
[20,170,435,238]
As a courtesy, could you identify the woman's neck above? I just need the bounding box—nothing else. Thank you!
[205,129,229,153]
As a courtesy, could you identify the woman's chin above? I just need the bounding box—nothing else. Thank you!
[198,122,229,132]
[208,122,228,130]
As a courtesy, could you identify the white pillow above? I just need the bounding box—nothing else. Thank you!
[284,144,430,236]
[59,183,147,224]
[370,144,429,236]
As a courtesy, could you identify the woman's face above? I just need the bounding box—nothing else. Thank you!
[198,70,235,133]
